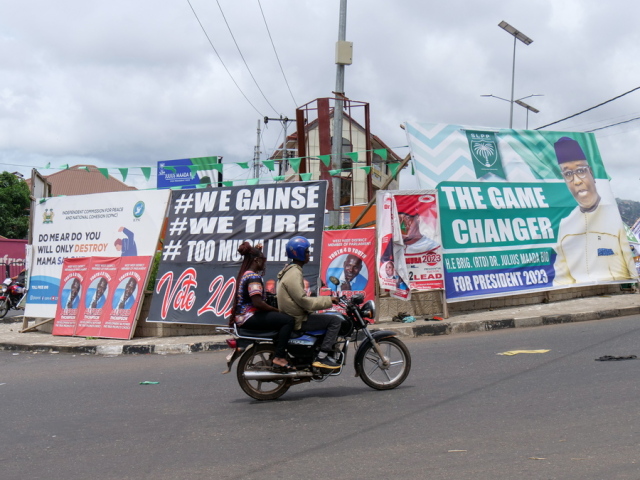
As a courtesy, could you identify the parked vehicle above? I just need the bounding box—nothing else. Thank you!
[0,278,27,318]
[218,293,411,400]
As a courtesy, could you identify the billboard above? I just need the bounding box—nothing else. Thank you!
[26,190,170,317]
[147,181,328,325]
[406,123,638,301]
[157,156,222,189]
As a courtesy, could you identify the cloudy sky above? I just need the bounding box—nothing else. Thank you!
[2,0,640,200]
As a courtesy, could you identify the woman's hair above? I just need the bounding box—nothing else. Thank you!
[230,242,264,325]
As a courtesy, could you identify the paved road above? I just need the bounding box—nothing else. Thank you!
[1,315,639,480]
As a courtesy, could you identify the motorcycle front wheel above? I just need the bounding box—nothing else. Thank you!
[236,344,291,401]
[357,337,411,390]
[0,299,9,319]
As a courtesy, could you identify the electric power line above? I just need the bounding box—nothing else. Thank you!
[186,0,264,117]
[535,85,640,130]
[585,115,640,133]
[257,0,298,107]
[215,0,280,116]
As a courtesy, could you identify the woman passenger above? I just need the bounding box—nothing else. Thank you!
[231,241,295,370]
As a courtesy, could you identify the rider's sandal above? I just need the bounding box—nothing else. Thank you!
[272,362,296,372]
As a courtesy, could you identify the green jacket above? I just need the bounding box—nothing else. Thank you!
[276,263,333,330]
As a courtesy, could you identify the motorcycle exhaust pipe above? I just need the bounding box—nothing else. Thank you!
[243,370,314,380]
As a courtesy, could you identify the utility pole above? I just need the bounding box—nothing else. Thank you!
[264,115,295,176]
[330,0,351,226]
[253,120,261,181]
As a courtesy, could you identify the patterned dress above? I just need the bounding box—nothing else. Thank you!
[234,270,265,326]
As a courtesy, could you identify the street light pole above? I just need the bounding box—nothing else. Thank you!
[481,94,542,129]
[498,21,533,128]
[514,99,540,129]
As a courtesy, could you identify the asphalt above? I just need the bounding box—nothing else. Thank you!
[1,291,639,355]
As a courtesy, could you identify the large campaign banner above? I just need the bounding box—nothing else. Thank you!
[26,190,170,318]
[406,123,638,302]
[147,182,327,325]
[376,190,444,299]
[320,229,376,312]
[52,256,150,339]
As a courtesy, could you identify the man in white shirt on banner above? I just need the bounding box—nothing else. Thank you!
[552,136,637,285]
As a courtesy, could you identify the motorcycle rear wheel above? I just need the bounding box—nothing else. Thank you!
[0,299,9,319]
[357,337,411,390]
[236,344,291,401]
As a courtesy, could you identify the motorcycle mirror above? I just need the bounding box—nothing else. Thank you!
[329,276,340,286]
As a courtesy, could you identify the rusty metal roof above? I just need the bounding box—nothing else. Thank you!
[27,165,137,196]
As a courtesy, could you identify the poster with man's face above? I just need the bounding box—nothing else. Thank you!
[405,123,638,302]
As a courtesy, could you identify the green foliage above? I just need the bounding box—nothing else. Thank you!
[325,224,351,230]
[0,172,30,239]
[146,250,162,292]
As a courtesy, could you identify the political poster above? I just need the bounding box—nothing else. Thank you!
[99,257,150,339]
[52,258,88,336]
[26,190,170,318]
[74,257,120,338]
[53,256,151,339]
[320,229,376,313]
[147,181,327,325]
[405,123,638,301]
[376,190,444,300]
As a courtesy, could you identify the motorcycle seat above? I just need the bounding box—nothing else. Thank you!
[236,328,278,338]
[303,330,326,336]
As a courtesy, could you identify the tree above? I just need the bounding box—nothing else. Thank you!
[0,172,30,239]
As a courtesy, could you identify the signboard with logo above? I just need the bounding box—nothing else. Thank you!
[26,190,170,318]
[147,181,327,325]
[405,122,638,301]
[157,156,222,189]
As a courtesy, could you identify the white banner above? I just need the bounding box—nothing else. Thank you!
[26,190,170,318]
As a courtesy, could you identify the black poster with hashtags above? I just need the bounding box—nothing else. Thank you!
[147,181,327,325]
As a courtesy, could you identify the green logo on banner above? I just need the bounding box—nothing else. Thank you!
[465,130,506,179]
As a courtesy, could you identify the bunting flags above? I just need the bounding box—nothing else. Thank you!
[29,147,406,187]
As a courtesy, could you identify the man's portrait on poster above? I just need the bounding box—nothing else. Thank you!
[86,277,108,309]
[112,277,138,310]
[326,254,368,292]
[552,136,637,285]
[61,277,82,310]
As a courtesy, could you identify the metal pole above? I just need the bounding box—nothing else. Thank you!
[283,116,288,174]
[253,120,261,181]
[330,0,347,225]
[509,35,516,128]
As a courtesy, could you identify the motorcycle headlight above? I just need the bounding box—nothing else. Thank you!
[361,300,376,321]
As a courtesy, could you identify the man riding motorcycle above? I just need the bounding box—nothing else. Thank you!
[276,236,342,370]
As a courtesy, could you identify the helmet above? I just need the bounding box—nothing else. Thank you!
[285,236,310,261]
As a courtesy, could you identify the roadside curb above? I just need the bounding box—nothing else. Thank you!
[380,305,640,338]
[1,303,638,356]
[0,340,229,356]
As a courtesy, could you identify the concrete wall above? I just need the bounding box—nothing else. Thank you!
[131,284,625,337]
[377,284,623,320]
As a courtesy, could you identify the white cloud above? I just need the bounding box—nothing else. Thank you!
[0,0,639,200]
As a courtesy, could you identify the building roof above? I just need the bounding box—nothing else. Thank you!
[26,165,137,196]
